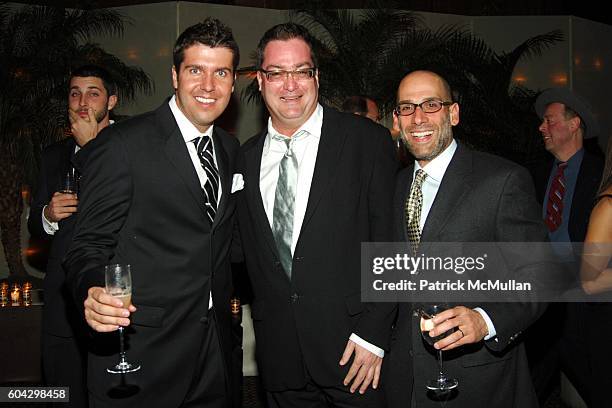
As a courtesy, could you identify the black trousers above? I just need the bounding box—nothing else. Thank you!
[42,331,88,408]
[182,311,229,408]
[266,376,385,408]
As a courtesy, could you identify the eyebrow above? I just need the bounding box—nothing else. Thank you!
[262,62,314,70]
[70,86,103,91]
[184,64,233,72]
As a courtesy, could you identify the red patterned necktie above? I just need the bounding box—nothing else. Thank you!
[545,162,568,232]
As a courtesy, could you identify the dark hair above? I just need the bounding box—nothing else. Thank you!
[563,106,587,134]
[597,138,612,198]
[255,23,318,69]
[173,17,240,72]
[71,64,117,96]
[342,96,370,115]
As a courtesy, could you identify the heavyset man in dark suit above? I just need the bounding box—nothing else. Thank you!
[234,23,397,407]
[63,19,240,407]
[528,88,604,404]
[28,64,118,408]
[384,70,548,407]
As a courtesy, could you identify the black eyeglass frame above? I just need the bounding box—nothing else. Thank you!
[394,99,453,116]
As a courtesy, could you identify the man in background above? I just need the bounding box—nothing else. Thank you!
[28,64,118,407]
[341,95,380,122]
[528,88,604,405]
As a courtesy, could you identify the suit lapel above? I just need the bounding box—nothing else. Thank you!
[245,131,279,258]
[396,166,414,242]
[157,103,209,221]
[421,143,472,242]
[301,107,346,228]
[212,128,231,230]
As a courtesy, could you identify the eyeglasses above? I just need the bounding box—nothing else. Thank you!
[394,99,453,116]
[260,68,317,82]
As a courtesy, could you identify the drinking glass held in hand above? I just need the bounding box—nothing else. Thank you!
[61,169,78,194]
[418,304,458,391]
[104,264,141,374]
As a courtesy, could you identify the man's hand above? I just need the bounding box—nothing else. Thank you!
[83,286,137,332]
[339,339,382,394]
[44,192,78,222]
[69,108,98,147]
[428,306,489,351]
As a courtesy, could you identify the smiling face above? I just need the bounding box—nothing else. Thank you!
[538,102,582,161]
[394,71,459,167]
[68,76,117,126]
[172,43,235,133]
[257,38,319,136]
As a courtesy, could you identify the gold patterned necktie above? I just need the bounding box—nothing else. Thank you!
[405,169,427,253]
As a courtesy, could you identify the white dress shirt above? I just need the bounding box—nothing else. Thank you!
[260,103,384,358]
[169,95,219,309]
[413,139,497,340]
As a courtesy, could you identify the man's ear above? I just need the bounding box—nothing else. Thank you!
[449,103,460,126]
[108,95,118,111]
[172,65,178,90]
[256,71,263,92]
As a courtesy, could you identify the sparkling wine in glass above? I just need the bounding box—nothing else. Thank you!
[60,169,77,194]
[419,304,458,391]
[105,264,140,374]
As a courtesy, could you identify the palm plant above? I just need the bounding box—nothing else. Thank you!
[0,3,153,280]
[241,6,562,165]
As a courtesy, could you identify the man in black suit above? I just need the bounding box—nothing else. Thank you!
[64,19,240,407]
[384,70,548,407]
[234,23,397,408]
[28,64,118,408]
[528,88,604,404]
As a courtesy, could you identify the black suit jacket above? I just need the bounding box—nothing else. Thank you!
[531,149,604,242]
[28,137,84,338]
[234,107,398,391]
[64,101,239,407]
[384,143,548,408]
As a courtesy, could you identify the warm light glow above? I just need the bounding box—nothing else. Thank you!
[574,57,581,66]
[552,73,568,85]
[25,247,39,256]
[127,49,139,60]
[513,75,527,84]
[157,47,170,57]
[594,58,603,70]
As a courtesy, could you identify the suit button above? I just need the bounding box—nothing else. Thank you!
[294,256,303,262]
[199,316,209,324]
[290,293,299,303]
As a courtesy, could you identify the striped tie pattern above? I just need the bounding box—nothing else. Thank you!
[545,162,568,232]
[272,135,299,279]
[193,135,220,224]
[405,169,427,253]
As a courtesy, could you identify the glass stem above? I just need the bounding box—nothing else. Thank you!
[118,326,127,364]
[437,349,444,379]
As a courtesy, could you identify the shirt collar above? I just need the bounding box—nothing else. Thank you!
[264,103,323,154]
[414,138,458,183]
[169,95,214,143]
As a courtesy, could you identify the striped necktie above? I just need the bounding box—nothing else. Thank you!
[193,135,220,224]
[545,161,568,232]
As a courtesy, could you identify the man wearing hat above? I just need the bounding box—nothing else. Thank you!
[528,88,604,405]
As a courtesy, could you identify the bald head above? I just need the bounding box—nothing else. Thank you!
[397,71,453,104]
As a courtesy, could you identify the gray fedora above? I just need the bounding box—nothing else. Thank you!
[535,88,599,139]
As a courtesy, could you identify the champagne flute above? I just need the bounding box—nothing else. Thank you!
[105,264,141,374]
[60,169,77,194]
[418,303,458,391]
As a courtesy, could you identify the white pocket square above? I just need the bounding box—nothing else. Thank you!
[231,173,244,193]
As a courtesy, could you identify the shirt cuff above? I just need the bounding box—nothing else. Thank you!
[42,206,59,235]
[474,307,497,341]
[349,333,384,358]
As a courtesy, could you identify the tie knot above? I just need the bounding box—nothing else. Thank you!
[557,161,568,171]
[193,135,211,154]
[414,169,427,186]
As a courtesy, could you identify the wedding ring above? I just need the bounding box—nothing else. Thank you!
[458,328,465,337]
